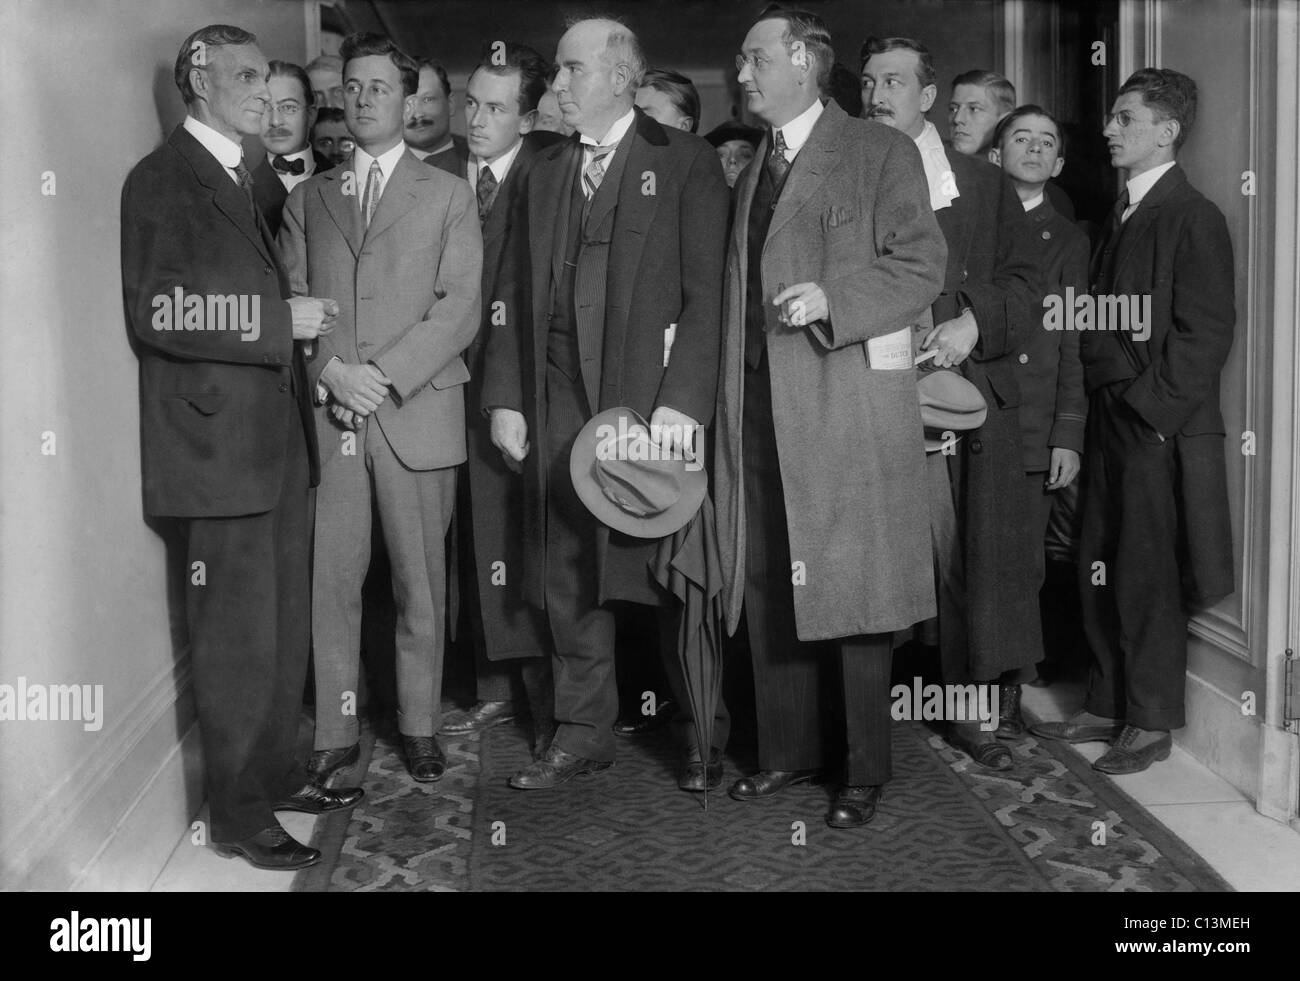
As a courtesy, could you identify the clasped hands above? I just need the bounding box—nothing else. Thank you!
[323,360,393,430]
[488,405,699,474]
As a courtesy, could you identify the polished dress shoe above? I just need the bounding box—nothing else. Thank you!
[826,785,883,829]
[509,744,612,789]
[678,747,724,792]
[948,725,1013,771]
[612,698,678,737]
[306,742,360,785]
[1093,725,1172,774]
[274,782,364,814]
[728,768,821,801]
[403,735,447,782]
[439,700,516,735]
[996,683,1025,740]
[216,824,320,870]
[1029,714,1125,744]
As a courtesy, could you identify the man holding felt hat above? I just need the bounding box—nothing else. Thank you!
[712,6,946,829]
[482,17,729,790]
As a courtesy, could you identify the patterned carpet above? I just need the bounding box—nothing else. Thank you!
[298,711,1230,892]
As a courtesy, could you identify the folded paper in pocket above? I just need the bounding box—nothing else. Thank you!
[865,325,913,369]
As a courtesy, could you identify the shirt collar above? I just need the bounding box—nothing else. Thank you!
[580,107,636,148]
[913,120,959,211]
[1125,160,1176,207]
[1021,191,1045,213]
[183,115,244,176]
[353,141,408,184]
[773,98,824,157]
[473,138,523,186]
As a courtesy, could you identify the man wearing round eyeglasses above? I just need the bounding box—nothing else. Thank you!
[1031,68,1235,777]
[713,6,945,830]
[252,61,334,236]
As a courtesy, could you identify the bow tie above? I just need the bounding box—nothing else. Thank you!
[272,154,306,175]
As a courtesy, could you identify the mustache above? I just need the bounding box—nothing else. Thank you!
[265,127,293,138]
[868,107,893,117]
[406,116,437,128]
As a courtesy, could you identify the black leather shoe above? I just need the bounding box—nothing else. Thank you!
[439,700,517,735]
[826,785,883,829]
[678,747,724,792]
[612,699,678,737]
[274,782,364,814]
[948,726,1013,771]
[509,745,612,789]
[728,768,821,801]
[1093,725,1172,774]
[215,825,320,870]
[996,683,1025,740]
[403,735,447,782]
[1030,715,1125,743]
[306,742,360,785]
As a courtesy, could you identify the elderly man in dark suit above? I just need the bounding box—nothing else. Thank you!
[251,60,334,237]
[121,24,362,871]
[483,16,729,791]
[1032,69,1235,773]
[279,33,482,786]
[988,104,1090,735]
[862,36,1041,772]
[714,6,946,829]
[439,43,562,752]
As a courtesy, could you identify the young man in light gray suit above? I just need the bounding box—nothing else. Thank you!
[279,33,482,785]
[713,5,946,829]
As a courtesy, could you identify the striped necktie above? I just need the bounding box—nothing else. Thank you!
[361,159,383,227]
[583,143,616,199]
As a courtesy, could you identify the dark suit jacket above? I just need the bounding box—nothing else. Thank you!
[932,147,1043,678]
[483,108,729,608]
[1083,162,1235,606]
[1016,196,1089,470]
[251,149,334,238]
[424,134,469,179]
[120,124,318,517]
[462,130,562,660]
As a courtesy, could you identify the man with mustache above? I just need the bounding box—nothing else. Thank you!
[1032,70,1235,775]
[714,6,945,829]
[310,107,353,168]
[121,23,359,871]
[252,60,334,236]
[861,35,1041,771]
[483,16,729,792]
[407,56,469,178]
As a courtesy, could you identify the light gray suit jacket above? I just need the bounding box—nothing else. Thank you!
[279,148,483,470]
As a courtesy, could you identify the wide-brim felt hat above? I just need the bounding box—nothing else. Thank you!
[570,406,708,539]
[704,121,764,149]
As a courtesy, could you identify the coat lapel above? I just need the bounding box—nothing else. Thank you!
[172,126,275,267]
[765,100,842,247]
[1110,163,1186,284]
[319,161,363,258]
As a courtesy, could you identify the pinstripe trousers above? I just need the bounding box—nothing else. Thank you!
[741,357,895,785]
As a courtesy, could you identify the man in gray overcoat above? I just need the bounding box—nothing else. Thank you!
[713,5,946,829]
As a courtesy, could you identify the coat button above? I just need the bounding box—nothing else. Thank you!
[970,438,983,454]
[264,266,272,274]
[1041,230,1051,240]
[1018,353,1029,364]
[961,268,968,283]
[279,382,289,393]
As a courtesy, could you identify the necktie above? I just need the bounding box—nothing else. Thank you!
[767,129,790,186]
[233,158,259,219]
[1094,191,1131,292]
[361,159,383,228]
[1114,189,1132,225]
[476,166,499,224]
[272,154,306,175]
[583,143,615,199]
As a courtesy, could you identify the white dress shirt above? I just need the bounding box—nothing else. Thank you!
[470,137,523,191]
[580,107,636,171]
[266,146,317,193]
[1021,191,1045,213]
[914,120,959,211]
[182,115,243,183]
[1122,160,1176,222]
[410,138,454,162]
[352,141,408,212]
[771,98,824,161]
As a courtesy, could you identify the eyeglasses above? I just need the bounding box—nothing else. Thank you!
[736,52,773,73]
[1104,109,1158,129]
